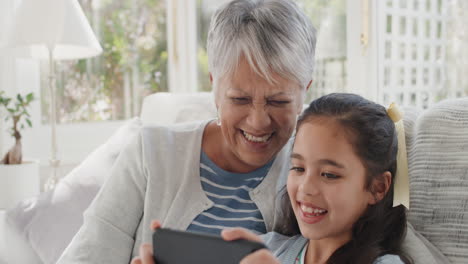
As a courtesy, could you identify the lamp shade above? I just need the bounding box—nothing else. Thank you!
[4,0,102,60]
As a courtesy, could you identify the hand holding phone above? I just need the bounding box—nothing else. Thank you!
[152,228,267,264]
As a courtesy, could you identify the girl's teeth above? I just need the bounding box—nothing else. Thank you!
[242,131,272,143]
[301,204,326,215]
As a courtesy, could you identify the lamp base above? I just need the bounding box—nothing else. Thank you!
[43,176,58,192]
[43,159,60,191]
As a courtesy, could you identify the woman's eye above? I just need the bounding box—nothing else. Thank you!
[267,100,290,106]
[321,172,340,179]
[290,166,305,172]
[231,97,250,104]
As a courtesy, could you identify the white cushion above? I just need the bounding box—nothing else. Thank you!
[3,118,142,264]
[140,92,216,125]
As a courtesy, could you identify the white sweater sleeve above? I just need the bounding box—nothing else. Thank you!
[57,130,147,264]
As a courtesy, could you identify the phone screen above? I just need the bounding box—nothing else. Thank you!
[153,228,266,264]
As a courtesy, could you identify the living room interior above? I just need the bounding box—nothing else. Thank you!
[0,0,467,263]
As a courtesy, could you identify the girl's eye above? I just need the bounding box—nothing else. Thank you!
[267,100,290,106]
[231,97,250,104]
[321,172,340,179]
[290,166,305,173]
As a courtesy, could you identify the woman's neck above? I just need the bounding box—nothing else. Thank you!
[305,233,351,264]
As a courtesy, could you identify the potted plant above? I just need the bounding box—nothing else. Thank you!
[0,91,39,209]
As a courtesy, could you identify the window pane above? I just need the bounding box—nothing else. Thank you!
[378,0,468,108]
[41,0,167,124]
[196,0,230,92]
[444,1,468,100]
[296,0,347,102]
[196,0,347,102]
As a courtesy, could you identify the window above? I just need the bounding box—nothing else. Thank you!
[3,0,468,174]
[196,0,347,102]
[10,0,468,126]
[377,0,468,108]
[296,0,347,101]
[40,0,168,124]
[196,0,230,92]
[196,0,467,109]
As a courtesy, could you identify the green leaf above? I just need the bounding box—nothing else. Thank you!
[26,119,32,127]
[7,108,15,113]
[26,93,34,102]
[17,94,23,103]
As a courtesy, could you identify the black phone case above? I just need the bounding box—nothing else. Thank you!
[152,228,266,264]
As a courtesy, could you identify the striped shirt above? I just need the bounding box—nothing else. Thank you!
[186,151,273,235]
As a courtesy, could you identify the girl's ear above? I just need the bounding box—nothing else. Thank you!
[368,171,392,205]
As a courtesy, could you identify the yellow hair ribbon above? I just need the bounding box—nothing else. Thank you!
[387,103,410,209]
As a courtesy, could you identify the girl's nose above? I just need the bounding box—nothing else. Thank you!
[299,173,320,196]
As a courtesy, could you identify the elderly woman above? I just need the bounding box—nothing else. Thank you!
[57,0,316,263]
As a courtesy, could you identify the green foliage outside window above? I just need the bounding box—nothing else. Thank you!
[42,0,167,123]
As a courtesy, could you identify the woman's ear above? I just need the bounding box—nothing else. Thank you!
[368,171,392,205]
[296,80,312,114]
[306,79,313,91]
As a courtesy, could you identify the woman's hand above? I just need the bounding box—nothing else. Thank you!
[221,228,280,264]
[130,220,161,264]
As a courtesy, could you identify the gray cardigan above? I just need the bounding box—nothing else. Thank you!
[57,120,292,263]
[262,232,405,264]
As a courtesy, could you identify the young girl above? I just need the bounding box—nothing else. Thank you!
[223,93,413,264]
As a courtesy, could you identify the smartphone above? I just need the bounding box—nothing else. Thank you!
[152,228,266,264]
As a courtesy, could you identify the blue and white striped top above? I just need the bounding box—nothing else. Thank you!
[186,151,274,235]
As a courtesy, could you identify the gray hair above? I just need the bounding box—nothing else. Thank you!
[207,0,316,90]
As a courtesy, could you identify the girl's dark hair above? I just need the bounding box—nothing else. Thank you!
[276,93,413,264]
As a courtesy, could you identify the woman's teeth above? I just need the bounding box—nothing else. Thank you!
[301,204,327,215]
[242,131,272,143]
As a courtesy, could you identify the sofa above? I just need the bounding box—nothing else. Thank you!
[0,92,467,264]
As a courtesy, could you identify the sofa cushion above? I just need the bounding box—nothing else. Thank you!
[403,222,451,264]
[140,92,216,125]
[406,97,468,264]
[4,118,142,264]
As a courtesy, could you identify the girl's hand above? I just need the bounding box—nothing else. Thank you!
[130,220,162,264]
[221,228,280,264]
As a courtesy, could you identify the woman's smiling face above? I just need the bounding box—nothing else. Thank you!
[287,119,375,243]
[214,59,305,173]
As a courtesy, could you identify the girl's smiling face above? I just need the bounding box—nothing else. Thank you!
[287,119,376,243]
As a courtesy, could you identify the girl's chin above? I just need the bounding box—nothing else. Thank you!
[299,230,326,241]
